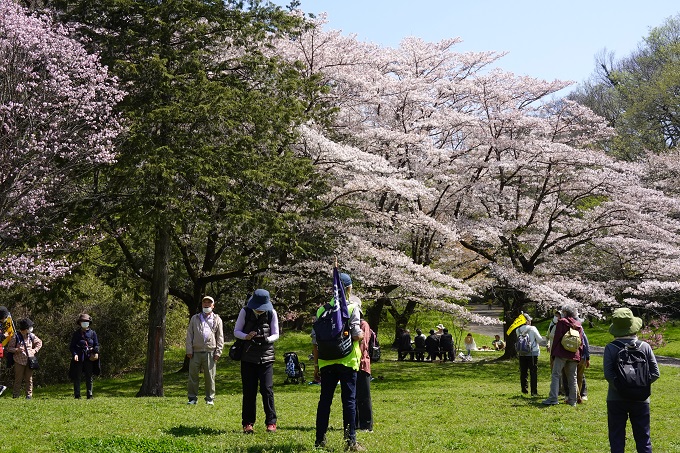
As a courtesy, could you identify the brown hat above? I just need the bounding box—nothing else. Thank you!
[77,313,92,324]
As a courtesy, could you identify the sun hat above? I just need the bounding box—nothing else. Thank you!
[246,289,273,311]
[436,324,444,330]
[522,312,532,322]
[77,313,92,324]
[202,296,215,304]
[609,308,643,337]
[18,318,34,330]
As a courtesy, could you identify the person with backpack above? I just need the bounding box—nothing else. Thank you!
[542,304,583,406]
[312,271,365,451]
[603,308,660,453]
[413,329,427,362]
[6,318,42,399]
[514,313,546,397]
[234,289,279,434]
[186,296,224,406]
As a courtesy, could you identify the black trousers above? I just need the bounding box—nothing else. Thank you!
[355,370,373,430]
[240,360,276,426]
[73,360,94,398]
[519,355,538,394]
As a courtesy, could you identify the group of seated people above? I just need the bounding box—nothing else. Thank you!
[398,328,506,362]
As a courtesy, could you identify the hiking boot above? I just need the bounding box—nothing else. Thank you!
[243,424,254,434]
[266,424,277,432]
[187,399,197,405]
[542,398,559,405]
[345,441,366,451]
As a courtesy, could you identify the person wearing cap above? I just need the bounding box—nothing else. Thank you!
[514,313,546,397]
[0,306,14,396]
[6,318,42,399]
[69,313,100,399]
[312,271,365,451]
[186,296,224,406]
[603,308,660,453]
[542,304,583,406]
[233,289,279,434]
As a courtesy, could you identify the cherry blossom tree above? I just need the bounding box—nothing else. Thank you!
[0,0,123,289]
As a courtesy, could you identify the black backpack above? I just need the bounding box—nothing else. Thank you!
[314,303,352,360]
[612,340,651,401]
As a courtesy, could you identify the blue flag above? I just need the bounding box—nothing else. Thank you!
[329,267,350,336]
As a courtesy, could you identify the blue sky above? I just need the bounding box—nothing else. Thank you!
[277,1,679,93]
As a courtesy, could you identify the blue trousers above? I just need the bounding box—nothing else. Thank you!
[316,364,357,444]
[607,400,652,453]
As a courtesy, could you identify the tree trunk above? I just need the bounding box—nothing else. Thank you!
[498,288,527,360]
[364,296,387,335]
[137,223,170,396]
[388,299,418,347]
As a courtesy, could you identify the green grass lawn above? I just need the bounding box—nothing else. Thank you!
[3,330,679,453]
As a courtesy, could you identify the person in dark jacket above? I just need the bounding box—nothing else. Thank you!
[603,308,660,453]
[542,304,583,406]
[439,328,455,362]
[397,329,414,361]
[234,289,279,434]
[69,313,100,399]
[425,329,440,361]
[413,329,427,362]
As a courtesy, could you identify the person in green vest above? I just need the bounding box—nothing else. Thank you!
[312,272,365,452]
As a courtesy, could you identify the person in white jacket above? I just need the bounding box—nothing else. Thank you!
[515,313,547,396]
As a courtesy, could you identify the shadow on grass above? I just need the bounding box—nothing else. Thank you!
[165,424,228,437]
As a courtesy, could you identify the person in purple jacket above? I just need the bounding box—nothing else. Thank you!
[542,304,583,406]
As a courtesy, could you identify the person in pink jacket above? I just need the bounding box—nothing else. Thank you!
[543,304,583,406]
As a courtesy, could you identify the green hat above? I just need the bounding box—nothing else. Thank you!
[609,308,643,337]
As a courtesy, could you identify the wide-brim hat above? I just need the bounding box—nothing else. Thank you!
[246,289,273,311]
[77,313,92,324]
[18,318,34,330]
[436,324,445,330]
[609,308,643,337]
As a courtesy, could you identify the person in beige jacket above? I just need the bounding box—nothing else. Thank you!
[186,296,224,405]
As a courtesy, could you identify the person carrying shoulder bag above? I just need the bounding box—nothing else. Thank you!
[7,318,42,399]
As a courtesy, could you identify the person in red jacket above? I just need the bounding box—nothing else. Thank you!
[542,304,583,406]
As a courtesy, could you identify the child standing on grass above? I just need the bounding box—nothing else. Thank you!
[464,333,476,357]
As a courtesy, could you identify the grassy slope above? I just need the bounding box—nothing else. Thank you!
[3,329,679,453]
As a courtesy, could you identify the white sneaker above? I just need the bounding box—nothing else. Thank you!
[206,400,214,405]
[187,399,197,405]
[0,385,6,396]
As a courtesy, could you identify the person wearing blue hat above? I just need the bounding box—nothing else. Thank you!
[234,289,280,434]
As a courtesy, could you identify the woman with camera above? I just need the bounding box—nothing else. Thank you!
[233,289,280,434]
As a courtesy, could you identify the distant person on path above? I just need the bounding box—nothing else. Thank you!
[6,318,42,399]
[464,333,476,357]
[413,329,427,362]
[425,329,440,361]
[186,296,224,406]
[0,306,15,397]
[440,328,455,362]
[312,271,365,451]
[514,314,546,397]
[234,289,279,433]
[542,304,583,406]
[604,308,660,453]
[355,302,373,432]
[492,334,505,351]
[398,329,414,361]
[69,313,100,399]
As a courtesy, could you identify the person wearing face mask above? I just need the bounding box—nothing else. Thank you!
[233,289,279,434]
[186,296,224,405]
[7,318,42,399]
[69,313,100,399]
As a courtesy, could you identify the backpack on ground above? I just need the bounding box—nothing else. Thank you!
[515,330,532,355]
[368,329,381,362]
[283,351,306,384]
[314,303,352,360]
[561,327,582,352]
[612,340,651,401]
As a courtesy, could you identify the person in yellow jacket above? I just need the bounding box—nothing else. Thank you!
[0,306,15,397]
[311,272,365,452]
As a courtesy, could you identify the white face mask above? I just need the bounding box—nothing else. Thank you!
[28,327,33,333]
[81,322,90,329]
[202,307,213,314]
[552,316,559,323]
